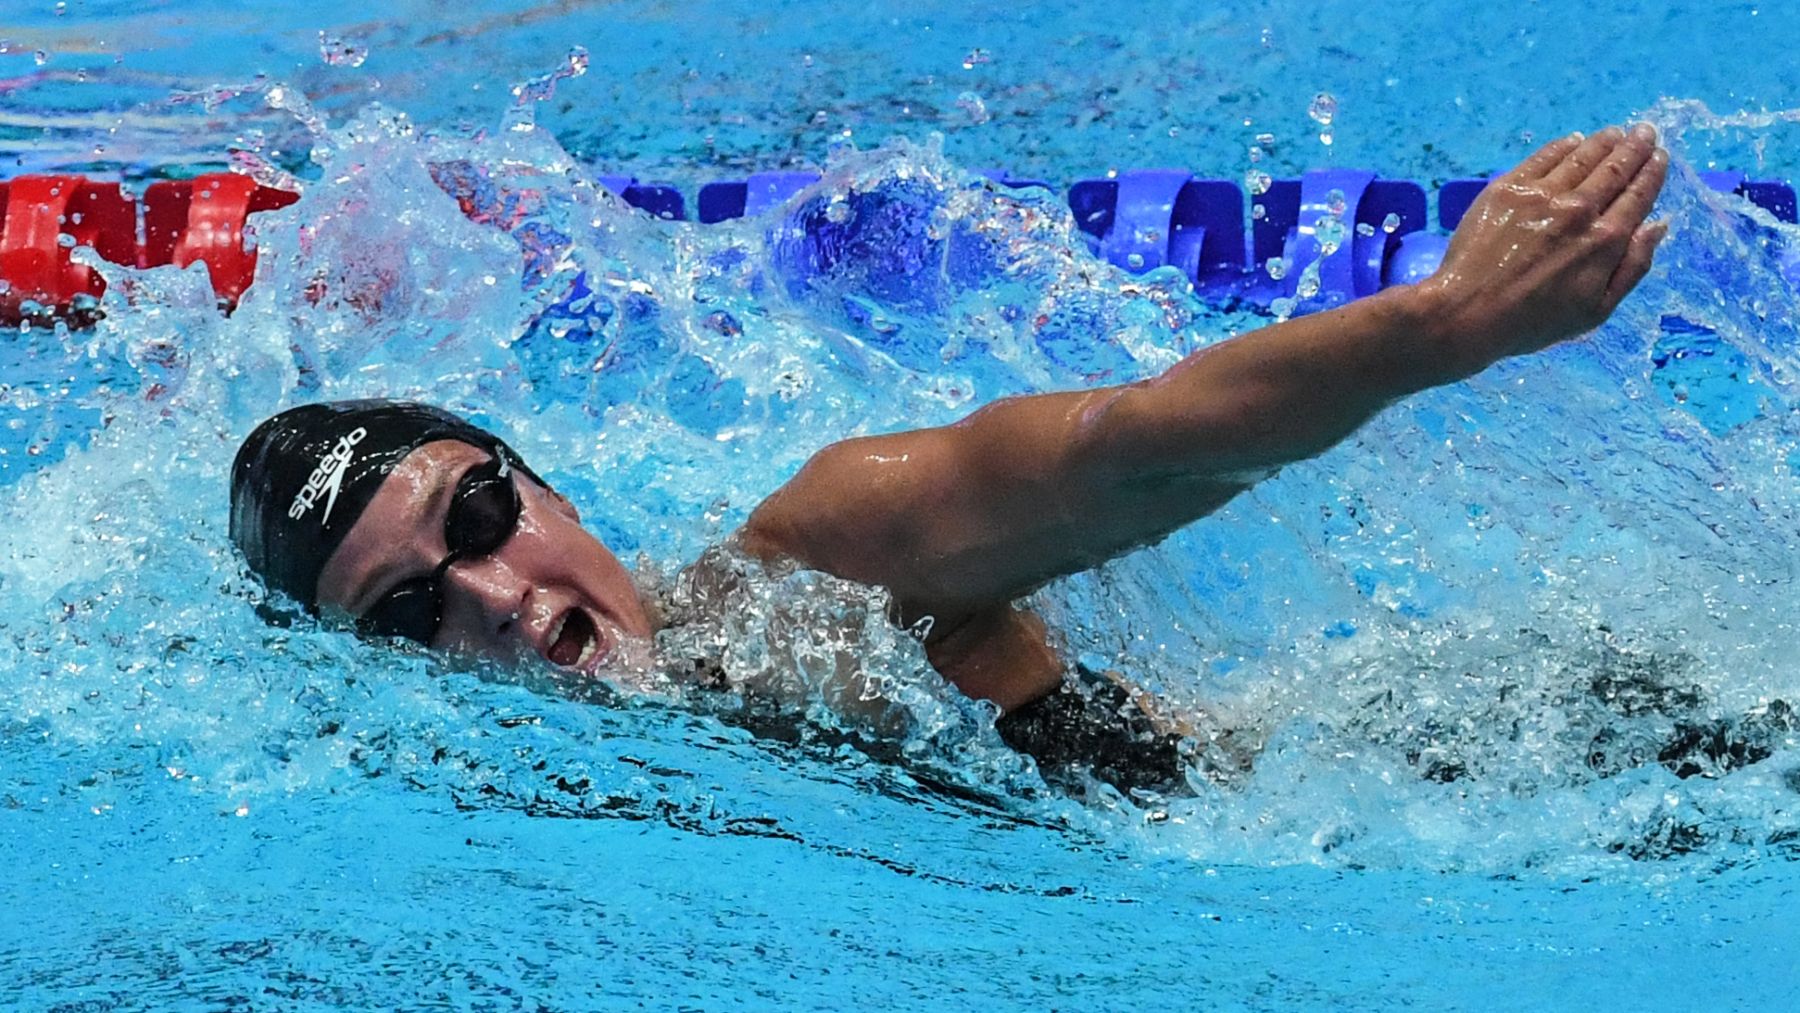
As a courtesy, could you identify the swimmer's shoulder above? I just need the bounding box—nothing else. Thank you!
[739,428,971,602]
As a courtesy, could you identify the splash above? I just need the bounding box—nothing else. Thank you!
[4,83,1800,878]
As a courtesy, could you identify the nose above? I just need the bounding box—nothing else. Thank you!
[440,553,535,648]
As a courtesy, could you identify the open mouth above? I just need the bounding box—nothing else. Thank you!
[545,607,600,669]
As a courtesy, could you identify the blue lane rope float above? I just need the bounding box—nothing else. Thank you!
[1,165,1794,325]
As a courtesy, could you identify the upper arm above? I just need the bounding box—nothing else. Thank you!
[742,385,1248,611]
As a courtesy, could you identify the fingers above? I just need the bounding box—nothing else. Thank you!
[1572,123,1658,212]
[1603,219,1669,310]
[1543,126,1627,191]
[1510,132,1585,181]
[1602,144,1669,232]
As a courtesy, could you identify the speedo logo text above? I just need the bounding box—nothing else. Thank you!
[288,427,368,524]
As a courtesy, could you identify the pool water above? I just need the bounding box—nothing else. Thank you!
[5,2,1800,1008]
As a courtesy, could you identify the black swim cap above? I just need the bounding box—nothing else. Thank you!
[229,399,542,613]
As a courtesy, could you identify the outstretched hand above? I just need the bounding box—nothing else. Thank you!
[1413,123,1669,383]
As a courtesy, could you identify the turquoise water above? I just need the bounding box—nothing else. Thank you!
[5,2,1800,1008]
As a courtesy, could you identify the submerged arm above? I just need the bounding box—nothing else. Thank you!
[745,125,1669,620]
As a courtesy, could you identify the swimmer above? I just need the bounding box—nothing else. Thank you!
[230,124,1669,790]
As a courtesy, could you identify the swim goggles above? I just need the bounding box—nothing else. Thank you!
[356,452,522,646]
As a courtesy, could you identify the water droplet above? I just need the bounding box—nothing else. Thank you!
[1325,188,1347,216]
[954,91,989,125]
[1126,252,1145,270]
[54,1,65,13]
[1244,169,1272,196]
[1319,130,1334,147]
[1382,212,1401,234]
[56,233,75,248]
[1355,222,1376,237]
[824,198,852,224]
[1265,257,1287,280]
[1255,132,1276,147]
[1247,145,1263,163]
[705,310,743,337]
[33,50,48,66]
[317,32,369,68]
[1251,203,1266,221]
[961,48,991,70]
[1308,92,1337,126]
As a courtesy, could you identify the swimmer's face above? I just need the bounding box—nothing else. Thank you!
[313,439,656,677]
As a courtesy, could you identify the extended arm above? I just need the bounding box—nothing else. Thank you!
[745,125,1668,621]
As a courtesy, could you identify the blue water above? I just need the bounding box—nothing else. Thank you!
[5,2,1800,1008]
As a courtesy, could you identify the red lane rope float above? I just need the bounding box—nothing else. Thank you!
[0,173,298,325]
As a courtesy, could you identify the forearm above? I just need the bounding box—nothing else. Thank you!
[1079,284,1452,485]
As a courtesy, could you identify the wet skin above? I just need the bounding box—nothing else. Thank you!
[314,439,655,678]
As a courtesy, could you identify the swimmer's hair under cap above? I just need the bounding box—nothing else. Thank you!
[229,399,542,613]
